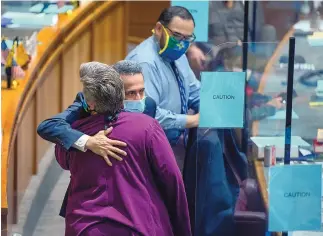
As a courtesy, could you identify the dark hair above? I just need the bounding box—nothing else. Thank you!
[113,60,142,76]
[157,6,195,27]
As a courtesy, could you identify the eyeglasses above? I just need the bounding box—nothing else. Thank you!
[164,26,196,43]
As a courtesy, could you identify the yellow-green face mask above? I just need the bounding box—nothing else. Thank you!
[153,26,191,62]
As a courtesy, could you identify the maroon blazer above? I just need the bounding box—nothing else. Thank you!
[55,112,191,236]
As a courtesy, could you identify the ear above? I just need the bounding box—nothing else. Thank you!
[87,101,95,110]
[154,22,163,37]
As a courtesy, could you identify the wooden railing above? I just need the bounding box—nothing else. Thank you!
[1,1,128,234]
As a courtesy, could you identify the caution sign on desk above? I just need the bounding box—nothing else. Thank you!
[268,164,322,232]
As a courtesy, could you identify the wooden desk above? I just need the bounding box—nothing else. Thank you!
[254,160,282,236]
[1,2,128,234]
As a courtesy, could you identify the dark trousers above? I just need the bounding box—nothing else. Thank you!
[183,128,238,236]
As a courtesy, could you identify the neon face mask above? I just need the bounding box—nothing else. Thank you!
[157,26,190,62]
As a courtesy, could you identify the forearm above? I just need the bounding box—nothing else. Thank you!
[37,92,88,150]
[251,105,276,121]
[155,106,187,130]
[37,118,85,150]
[185,114,199,128]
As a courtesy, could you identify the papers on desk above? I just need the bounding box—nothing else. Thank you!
[2,12,58,28]
[29,3,75,14]
[251,136,310,158]
[289,231,323,236]
[267,109,299,120]
[294,20,323,32]
[307,32,323,47]
[299,148,312,156]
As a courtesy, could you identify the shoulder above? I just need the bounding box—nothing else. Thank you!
[71,114,104,134]
[126,37,159,66]
[119,111,154,123]
[144,96,157,118]
[119,112,159,130]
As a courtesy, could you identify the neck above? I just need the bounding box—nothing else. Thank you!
[153,34,162,52]
[224,1,234,9]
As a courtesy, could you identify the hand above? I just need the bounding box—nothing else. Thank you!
[187,44,206,71]
[186,113,200,128]
[85,127,127,166]
[267,97,285,110]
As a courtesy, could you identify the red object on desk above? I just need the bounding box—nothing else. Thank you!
[246,86,253,97]
[313,139,323,153]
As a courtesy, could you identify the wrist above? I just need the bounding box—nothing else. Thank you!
[84,136,93,150]
[194,114,199,127]
[73,134,91,152]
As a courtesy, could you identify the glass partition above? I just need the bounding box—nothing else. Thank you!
[190,39,323,235]
[187,41,280,236]
[196,39,323,155]
[198,41,281,140]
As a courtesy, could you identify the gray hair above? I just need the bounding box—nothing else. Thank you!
[80,61,124,115]
[113,60,142,76]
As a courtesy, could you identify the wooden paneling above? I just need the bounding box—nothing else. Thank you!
[93,2,127,64]
[2,1,129,231]
[17,98,36,205]
[62,30,91,109]
[36,64,61,164]
[127,1,170,39]
[5,141,16,228]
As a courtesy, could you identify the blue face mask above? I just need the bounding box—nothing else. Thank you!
[158,27,190,62]
[123,97,146,113]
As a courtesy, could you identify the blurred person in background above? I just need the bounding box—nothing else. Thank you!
[187,0,247,75]
[55,62,191,236]
[187,0,276,78]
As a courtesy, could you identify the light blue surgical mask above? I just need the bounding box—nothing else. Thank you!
[123,97,146,113]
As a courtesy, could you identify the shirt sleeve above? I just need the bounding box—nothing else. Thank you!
[140,62,187,130]
[37,92,87,150]
[72,134,90,152]
[250,105,276,121]
[147,120,192,236]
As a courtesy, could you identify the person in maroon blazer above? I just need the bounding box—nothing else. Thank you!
[55,62,191,236]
